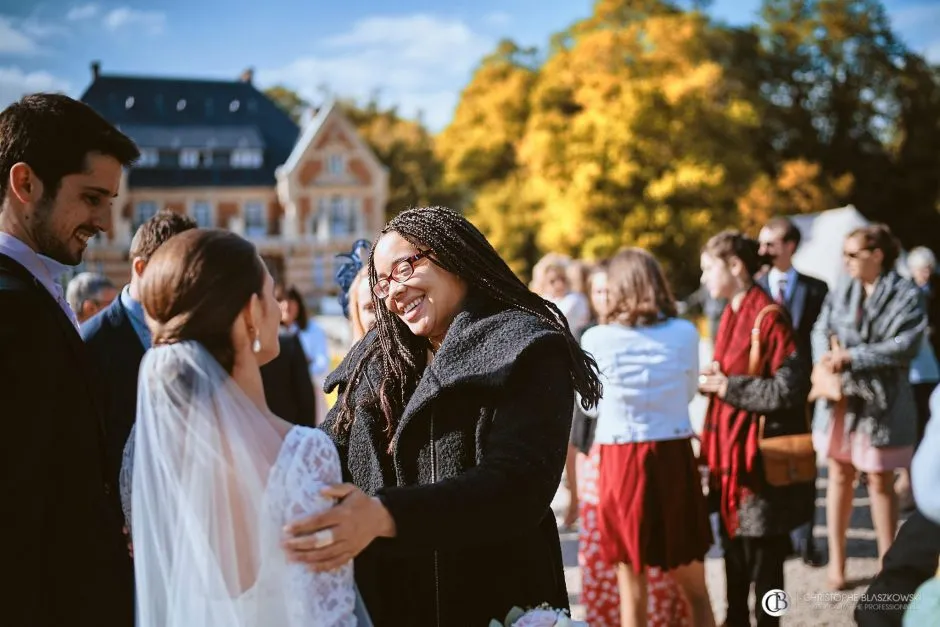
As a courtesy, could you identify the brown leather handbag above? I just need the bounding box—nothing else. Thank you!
[749,305,817,488]
[808,335,844,402]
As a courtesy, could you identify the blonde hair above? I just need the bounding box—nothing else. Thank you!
[347,269,372,343]
[530,252,571,295]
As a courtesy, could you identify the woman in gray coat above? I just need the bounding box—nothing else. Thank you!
[811,224,927,591]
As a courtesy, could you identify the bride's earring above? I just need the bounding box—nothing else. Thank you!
[251,329,262,354]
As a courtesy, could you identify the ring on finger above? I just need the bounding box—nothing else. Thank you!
[312,528,335,549]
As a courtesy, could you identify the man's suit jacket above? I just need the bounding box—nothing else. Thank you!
[261,329,318,427]
[81,296,147,495]
[758,270,829,356]
[0,253,133,627]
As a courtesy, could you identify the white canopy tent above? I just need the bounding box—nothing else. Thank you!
[790,205,908,289]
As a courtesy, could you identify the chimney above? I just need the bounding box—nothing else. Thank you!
[91,60,101,80]
[239,67,254,84]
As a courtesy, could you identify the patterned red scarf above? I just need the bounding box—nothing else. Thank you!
[701,286,795,537]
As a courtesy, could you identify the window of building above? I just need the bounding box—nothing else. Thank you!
[231,148,263,168]
[176,99,187,111]
[229,99,240,112]
[244,201,267,238]
[192,201,212,228]
[312,254,326,289]
[125,96,135,109]
[180,149,200,168]
[327,154,345,177]
[329,196,355,237]
[137,148,159,167]
[134,201,158,231]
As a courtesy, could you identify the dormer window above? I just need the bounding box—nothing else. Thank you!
[176,99,187,111]
[125,96,135,109]
[137,148,158,167]
[229,99,240,112]
[231,148,262,168]
[180,149,200,168]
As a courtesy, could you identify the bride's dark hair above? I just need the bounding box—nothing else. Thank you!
[140,228,266,373]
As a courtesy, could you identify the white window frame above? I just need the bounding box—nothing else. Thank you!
[179,149,199,168]
[244,201,267,238]
[191,201,213,228]
[329,195,354,238]
[134,201,158,231]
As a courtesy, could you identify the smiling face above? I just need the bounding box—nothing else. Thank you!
[15,152,121,265]
[372,231,468,343]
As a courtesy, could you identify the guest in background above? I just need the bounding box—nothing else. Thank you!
[699,231,813,626]
[757,216,828,567]
[0,92,139,627]
[259,329,317,427]
[66,271,117,323]
[585,249,714,627]
[277,285,330,424]
[347,268,377,343]
[812,224,926,589]
[83,210,197,499]
[907,247,940,446]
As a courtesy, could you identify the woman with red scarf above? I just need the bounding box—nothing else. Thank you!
[698,231,813,627]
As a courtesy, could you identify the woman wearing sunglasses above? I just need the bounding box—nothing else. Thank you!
[282,206,602,626]
[812,223,927,590]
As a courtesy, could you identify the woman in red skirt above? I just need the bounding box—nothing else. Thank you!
[581,248,715,627]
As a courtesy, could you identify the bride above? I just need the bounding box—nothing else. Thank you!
[124,228,364,626]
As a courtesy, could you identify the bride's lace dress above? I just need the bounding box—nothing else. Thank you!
[122,425,358,626]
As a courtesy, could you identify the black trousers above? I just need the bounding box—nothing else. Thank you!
[720,527,792,627]
[855,510,940,626]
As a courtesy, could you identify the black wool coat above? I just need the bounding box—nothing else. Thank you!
[322,297,575,627]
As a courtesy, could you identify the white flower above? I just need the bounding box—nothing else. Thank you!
[512,608,564,627]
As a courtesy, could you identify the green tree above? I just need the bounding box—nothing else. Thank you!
[263,85,310,124]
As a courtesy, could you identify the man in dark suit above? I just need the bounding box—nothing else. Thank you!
[758,215,829,567]
[82,210,197,499]
[0,94,139,626]
[260,328,318,427]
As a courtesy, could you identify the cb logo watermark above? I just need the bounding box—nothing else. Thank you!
[761,589,790,617]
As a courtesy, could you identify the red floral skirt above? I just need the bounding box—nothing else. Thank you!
[597,439,713,574]
[578,445,692,627]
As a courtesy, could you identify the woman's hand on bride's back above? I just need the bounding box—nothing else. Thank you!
[282,483,396,572]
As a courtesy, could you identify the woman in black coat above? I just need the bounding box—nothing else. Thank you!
[283,206,602,626]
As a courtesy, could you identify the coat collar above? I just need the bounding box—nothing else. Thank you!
[326,293,568,445]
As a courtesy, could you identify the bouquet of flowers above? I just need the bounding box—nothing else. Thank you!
[488,604,587,627]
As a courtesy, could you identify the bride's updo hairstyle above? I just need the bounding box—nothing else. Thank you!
[140,228,266,373]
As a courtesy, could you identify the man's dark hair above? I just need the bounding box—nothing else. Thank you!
[130,210,198,261]
[0,93,140,201]
[766,216,802,249]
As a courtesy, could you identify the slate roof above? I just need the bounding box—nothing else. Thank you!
[80,72,299,188]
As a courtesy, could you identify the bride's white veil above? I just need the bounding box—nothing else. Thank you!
[132,340,293,626]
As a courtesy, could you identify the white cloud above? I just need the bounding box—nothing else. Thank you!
[0,66,72,110]
[67,4,101,21]
[924,41,940,64]
[258,14,492,131]
[103,7,166,35]
[483,11,512,28]
[0,17,42,55]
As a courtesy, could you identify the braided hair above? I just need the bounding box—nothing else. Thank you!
[337,206,602,441]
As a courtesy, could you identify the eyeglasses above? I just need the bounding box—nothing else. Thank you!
[843,248,872,260]
[372,250,434,299]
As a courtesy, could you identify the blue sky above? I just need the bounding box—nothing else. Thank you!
[0,0,937,131]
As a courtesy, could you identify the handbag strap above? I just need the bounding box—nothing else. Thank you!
[747,304,797,442]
